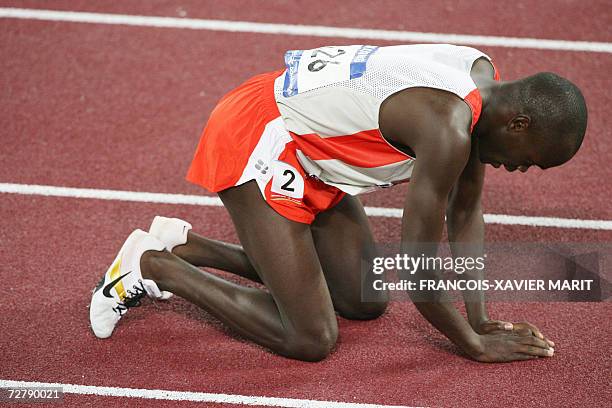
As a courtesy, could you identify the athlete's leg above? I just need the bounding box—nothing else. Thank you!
[141,181,337,361]
[172,233,261,283]
[311,195,388,320]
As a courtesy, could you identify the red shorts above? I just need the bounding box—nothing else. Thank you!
[186,70,346,224]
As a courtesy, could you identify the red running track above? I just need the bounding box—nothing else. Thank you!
[0,2,611,407]
[0,195,610,407]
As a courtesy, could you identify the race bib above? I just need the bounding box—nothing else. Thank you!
[270,160,304,199]
[282,45,378,97]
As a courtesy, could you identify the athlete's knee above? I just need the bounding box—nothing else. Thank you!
[283,322,338,362]
[286,331,337,362]
[337,299,388,321]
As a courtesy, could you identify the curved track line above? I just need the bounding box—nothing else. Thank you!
[0,8,610,53]
[1,183,611,230]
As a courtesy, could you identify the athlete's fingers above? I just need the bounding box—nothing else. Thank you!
[513,322,555,347]
[519,335,550,350]
[513,321,542,338]
[514,326,534,337]
[517,344,555,357]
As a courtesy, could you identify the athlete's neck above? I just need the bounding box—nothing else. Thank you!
[472,79,502,138]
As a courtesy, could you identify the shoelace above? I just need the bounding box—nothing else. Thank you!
[112,280,147,316]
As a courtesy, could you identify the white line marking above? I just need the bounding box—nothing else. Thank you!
[0,379,420,407]
[0,7,610,53]
[1,182,611,230]
[0,182,224,207]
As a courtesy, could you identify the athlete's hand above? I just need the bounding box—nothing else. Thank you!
[469,331,554,363]
[476,319,555,348]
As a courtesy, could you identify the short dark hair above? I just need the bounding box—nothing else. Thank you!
[514,72,588,161]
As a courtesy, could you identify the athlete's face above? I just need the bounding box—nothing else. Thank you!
[479,136,537,172]
[478,130,567,172]
[477,116,550,173]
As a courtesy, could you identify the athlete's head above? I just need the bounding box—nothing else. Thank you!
[476,72,587,172]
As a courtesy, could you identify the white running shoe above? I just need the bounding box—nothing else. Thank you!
[148,216,192,300]
[89,229,166,339]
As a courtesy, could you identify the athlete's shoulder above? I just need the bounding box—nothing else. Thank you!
[380,87,472,166]
[380,86,473,141]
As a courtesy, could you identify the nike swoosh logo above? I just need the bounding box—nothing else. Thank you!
[103,271,132,298]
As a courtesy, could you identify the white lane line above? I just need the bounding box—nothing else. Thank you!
[1,182,612,230]
[0,379,419,408]
[0,7,610,53]
[0,182,225,207]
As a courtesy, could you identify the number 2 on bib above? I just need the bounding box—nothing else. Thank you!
[271,161,304,199]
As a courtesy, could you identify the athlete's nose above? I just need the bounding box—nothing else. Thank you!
[518,165,530,173]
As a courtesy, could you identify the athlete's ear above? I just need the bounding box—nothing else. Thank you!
[507,114,530,132]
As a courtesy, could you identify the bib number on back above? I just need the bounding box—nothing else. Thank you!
[282,45,378,97]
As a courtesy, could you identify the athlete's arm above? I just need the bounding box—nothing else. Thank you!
[380,89,552,362]
[399,122,482,356]
[447,139,555,347]
[446,137,488,329]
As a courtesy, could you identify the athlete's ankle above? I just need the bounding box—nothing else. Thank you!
[140,249,164,282]
[170,241,191,260]
[169,235,213,267]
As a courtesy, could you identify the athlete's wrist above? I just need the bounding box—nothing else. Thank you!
[468,312,490,333]
[465,300,489,331]
[461,330,485,358]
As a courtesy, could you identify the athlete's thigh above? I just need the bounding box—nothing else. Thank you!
[310,195,388,320]
[218,181,337,337]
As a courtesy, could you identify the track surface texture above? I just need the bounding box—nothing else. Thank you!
[1,1,610,407]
